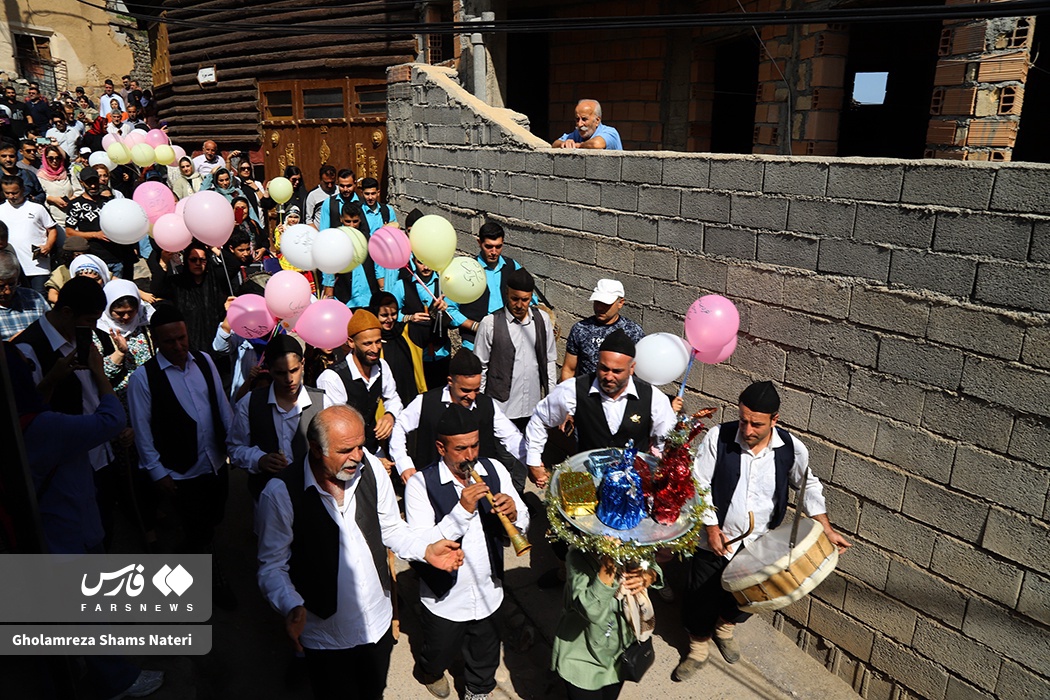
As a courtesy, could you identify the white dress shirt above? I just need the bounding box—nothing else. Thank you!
[229,385,333,473]
[98,93,126,118]
[192,154,226,178]
[256,452,429,650]
[405,457,529,622]
[474,308,557,420]
[692,423,827,559]
[127,351,233,481]
[316,357,402,418]
[524,376,676,465]
[390,387,526,476]
[16,315,113,470]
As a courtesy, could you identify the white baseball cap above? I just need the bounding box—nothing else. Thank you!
[589,278,625,304]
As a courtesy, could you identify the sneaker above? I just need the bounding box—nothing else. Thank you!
[109,669,164,699]
[672,656,705,681]
[713,634,741,664]
[423,672,450,699]
[463,693,490,700]
[657,586,675,603]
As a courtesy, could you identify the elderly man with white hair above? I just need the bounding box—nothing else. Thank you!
[552,99,623,150]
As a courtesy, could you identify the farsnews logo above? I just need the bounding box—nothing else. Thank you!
[81,564,193,598]
[152,564,193,596]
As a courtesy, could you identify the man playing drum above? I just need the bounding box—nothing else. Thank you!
[675,381,851,680]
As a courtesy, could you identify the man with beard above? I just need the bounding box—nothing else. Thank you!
[65,167,135,279]
[0,140,43,204]
[1,87,27,140]
[316,310,402,456]
[371,291,424,406]
[560,278,644,381]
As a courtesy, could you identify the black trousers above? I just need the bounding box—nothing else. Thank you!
[681,548,752,638]
[304,629,394,700]
[171,465,229,553]
[418,605,500,695]
[564,681,624,700]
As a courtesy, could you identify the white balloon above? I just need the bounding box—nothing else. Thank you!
[634,333,692,386]
[312,227,357,274]
[88,152,115,171]
[99,198,150,245]
[281,223,318,270]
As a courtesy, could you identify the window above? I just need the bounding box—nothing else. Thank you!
[303,88,344,119]
[355,85,387,115]
[852,72,889,106]
[263,90,293,119]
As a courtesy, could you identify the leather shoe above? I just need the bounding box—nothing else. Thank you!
[713,634,741,664]
[672,656,704,681]
[423,672,450,698]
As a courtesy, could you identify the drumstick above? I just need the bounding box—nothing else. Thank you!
[468,465,531,556]
[724,512,755,548]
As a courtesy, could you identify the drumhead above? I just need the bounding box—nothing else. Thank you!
[721,517,824,591]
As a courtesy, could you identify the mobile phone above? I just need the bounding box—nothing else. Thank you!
[31,245,42,258]
[75,326,93,366]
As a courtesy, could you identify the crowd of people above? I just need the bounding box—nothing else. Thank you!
[1,84,851,700]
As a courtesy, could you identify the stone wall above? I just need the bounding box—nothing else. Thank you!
[386,63,1050,700]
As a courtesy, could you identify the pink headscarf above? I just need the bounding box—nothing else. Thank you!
[37,147,70,182]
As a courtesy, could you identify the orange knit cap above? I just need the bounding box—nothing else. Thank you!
[346,309,381,338]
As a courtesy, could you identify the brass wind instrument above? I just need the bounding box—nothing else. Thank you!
[468,465,531,556]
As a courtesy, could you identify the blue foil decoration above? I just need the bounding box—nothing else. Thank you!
[586,449,621,479]
[596,461,646,530]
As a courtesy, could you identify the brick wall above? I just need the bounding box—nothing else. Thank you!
[387,63,1050,700]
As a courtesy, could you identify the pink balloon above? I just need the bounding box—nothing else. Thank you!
[226,294,277,340]
[102,133,121,149]
[694,335,738,365]
[132,181,176,224]
[171,145,187,161]
[684,295,740,353]
[368,226,411,270]
[145,129,169,148]
[294,299,351,350]
[124,130,147,147]
[265,270,313,319]
[183,190,235,247]
[174,195,190,219]
[152,213,193,252]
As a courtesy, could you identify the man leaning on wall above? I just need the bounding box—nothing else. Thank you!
[552,99,623,150]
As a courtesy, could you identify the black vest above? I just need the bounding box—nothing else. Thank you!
[397,268,446,349]
[415,389,498,468]
[246,386,325,499]
[409,459,506,598]
[485,307,549,404]
[143,351,226,474]
[711,421,795,530]
[330,359,382,452]
[278,458,391,620]
[458,256,518,346]
[15,321,113,415]
[573,375,654,452]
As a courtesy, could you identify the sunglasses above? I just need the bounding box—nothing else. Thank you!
[46,155,62,161]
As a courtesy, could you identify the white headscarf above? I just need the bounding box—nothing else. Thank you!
[97,278,152,338]
[69,254,112,284]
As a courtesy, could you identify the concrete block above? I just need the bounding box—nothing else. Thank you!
[552,154,587,179]
[551,204,585,232]
[808,599,874,661]
[636,185,681,217]
[996,660,1050,700]
[807,319,880,367]
[951,445,1048,517]
[982,506,1050,576]
[561,236,597,265]
[902,478,988,544]
[934,212,1032,261]
[617,214,658,244]
[853,203,936,248]
[522,199,553,226]
[704,226,757,260]
[634,248,677,281]
[566,180,601,207]
[946,678,995,700]
[535,176,566,203]
[584,154,622,182]
[678,255,728,292]
[656,219,703,253]
[762,161,829,196]
[1007,415,1050,465]
[891,248,980,298]
[581,208,618,238]
[730,194,789,230]
[921,391,1014,452]
[912,617,1002,691]
[1032,220,1050,263]
[1021,324,1050,369]
[821,482,859,531]
[848,370,925,424]
[756,232,820,271]
[964,597,1050,676]
[835,541,890,589]
[901,164,995,209]
[497,196,523,219]
[782,275,851,318]
[500,150,526,173]
[826,162,904,202]
[457,187,478,210]
[785,351,852,398]
[778,596,811,626]
[931,534,1024,607]
[662,157,711,189]
[870,636,949,700]
[886,559,970,631]
[620,157,663,185]
[726,266,784,305]
[524,151,554,176]
[858,503,937,566]
[749,305,812,346]
[877,336,964,389]
[873,422,956,483]
[700,361,753,403]
[1017,572,1050,625]
[804,436,837,478]
[787,199,855,236]
[729,336,787,381]
[599,182,639,211]
[832,452,906,509]
[989,165,1050,213]
[974,261,1050,313]
[818,239,891,281]
[962,355,1050,416]
[848,285,929,337]
[927,304,1026,361]
[475,191,502,215]
[844,582,916,642]
[680,190,731,223]
[709,158,764,192]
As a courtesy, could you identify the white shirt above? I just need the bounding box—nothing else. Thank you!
[692,423,827,559]
[16,315,113,470]
[304,185,333,226]
[390,387,526,476]
[229,385,333,473]
[46,127,79,159]
[405,457,529,622]
[106,122,133,138]
[256,452,429,649]
[474,308,557,420]
[192,154,226,178]
[0,200,55,276]
[316,357,403,418]
[524,376,676,466]
[98,93,126,118]
[127,351,234,481]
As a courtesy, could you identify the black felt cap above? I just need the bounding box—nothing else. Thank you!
[264,333,303,365]
[149,303,185,330]
[435,403,479,437]
[598,329,636,358]
[739,380,781,414]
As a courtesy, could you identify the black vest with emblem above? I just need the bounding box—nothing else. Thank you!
[458,256,518,346]
[143,351,226,474]
[246,386,326,499]
[485,307,549,404]
[409,458,506,598]
[330,358,382,453]
[15,321,114,415]
[712,421,795,530]
[573,374,654,452]
[415,388,498,468]
[277,458,391,620]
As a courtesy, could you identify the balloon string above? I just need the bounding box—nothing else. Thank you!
[217,253,236,297]
[677,353,695,399]
[408,268,441,305]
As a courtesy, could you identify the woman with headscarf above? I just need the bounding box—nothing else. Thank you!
[231,196,268,258]
[38,145,74,231]
[95,278,154,396]
[153,239,227,352]
[69,253,112,285]
[232,159,266,224]
[281,165,306,215]
[204,167,241,203]
[170,156,203,201]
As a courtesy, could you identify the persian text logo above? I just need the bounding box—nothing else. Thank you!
[81,564,146,597]
[152,564,194,596]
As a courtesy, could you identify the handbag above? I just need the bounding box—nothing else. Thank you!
[619,636,654,682]
[617,583,656,682]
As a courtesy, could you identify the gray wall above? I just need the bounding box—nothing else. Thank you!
[387,64,1050,700]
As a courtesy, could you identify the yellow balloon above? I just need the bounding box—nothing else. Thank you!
[409,214,457,271]
[131,143,156,167]
[154,144,176,165]
[107,142,132,165]
[269,176,293,204]
[439,256,486,304]
[337,226,370,274]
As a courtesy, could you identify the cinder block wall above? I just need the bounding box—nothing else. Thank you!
[386,64,1050,700]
